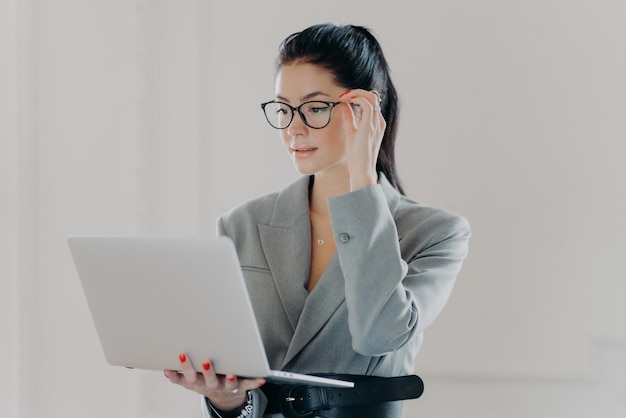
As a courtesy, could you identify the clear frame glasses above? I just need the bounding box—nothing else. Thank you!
[260,100,342,130]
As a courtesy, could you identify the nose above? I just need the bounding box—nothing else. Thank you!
[287,110,308,136]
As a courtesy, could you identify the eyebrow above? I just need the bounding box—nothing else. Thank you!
[275,91,332,103]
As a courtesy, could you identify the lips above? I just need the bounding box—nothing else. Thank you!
[291,146,318,158]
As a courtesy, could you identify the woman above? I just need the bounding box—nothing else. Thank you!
[165,23,470,418]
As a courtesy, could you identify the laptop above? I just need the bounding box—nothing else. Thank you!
[67,235,353,388]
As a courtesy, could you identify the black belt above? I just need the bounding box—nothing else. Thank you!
[261,374,424,418]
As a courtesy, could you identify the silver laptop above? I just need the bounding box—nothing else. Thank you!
[67,235,353,388]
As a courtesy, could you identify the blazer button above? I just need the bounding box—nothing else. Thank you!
[338,233,351,243]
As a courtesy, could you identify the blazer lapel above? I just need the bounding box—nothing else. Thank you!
[282,254,345,366]
[258,176,311,332]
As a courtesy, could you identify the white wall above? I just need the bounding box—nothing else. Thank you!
[1,1,624,417]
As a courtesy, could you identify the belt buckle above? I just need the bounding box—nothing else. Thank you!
[280,385,317,418]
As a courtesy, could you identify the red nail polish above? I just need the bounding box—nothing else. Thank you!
[350,96,357,99]
[227,375,236,382]
[339,90,352,98]
[179,353,186,363]
[202,362,211,371]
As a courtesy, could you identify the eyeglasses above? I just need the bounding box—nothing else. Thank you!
[260,100,342,130]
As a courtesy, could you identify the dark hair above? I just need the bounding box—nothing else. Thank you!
[276,23,404,194]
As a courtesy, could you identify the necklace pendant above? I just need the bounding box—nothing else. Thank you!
[316,239,325,246]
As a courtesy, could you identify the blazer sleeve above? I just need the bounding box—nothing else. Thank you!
[328,184,471,356]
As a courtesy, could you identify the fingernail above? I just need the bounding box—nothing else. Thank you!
[339,90,352,99]
[164,370,169,378]
[202,362,211,371]
[350,96,357,99]
[179,353,186,363]
[227,375,236,382]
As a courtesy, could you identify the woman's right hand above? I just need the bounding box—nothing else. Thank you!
[164,353,266,411]
[338,89,386,192]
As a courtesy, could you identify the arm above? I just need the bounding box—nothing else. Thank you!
[329,185,470,356]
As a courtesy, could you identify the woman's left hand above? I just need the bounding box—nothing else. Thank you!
[164,353,265,411]
[339,89,386,191]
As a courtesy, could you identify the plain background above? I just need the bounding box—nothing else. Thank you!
[1,1,625,417]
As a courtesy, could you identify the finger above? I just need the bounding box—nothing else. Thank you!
[164,369,183,383]
[346,95,377,126]
[341,89,379,108]
[373,106,386,132]
[339,89,382,132]
[178,353,200,384]
[241,378,266,392]
[342,102,359,130]
[224,374,239,393]
[371,89,382,104]
[199,360,220,390]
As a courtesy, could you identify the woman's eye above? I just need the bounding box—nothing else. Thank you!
[307,106,328,114]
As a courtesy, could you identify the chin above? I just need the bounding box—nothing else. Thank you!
[291,161,318,176]
[291,156,347,177]
[293,167,317,176]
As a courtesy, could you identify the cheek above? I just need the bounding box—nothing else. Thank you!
[321,128,348,157]
[326,119,348,148]
[279,130,290,147]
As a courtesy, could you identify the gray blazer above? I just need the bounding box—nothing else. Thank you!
[204,175,471,417]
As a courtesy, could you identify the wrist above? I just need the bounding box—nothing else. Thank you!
[209,391,247,411]
[349,171,377,191]
[209,391,253,418]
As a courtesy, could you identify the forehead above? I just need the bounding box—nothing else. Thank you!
[275,63,342,102]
